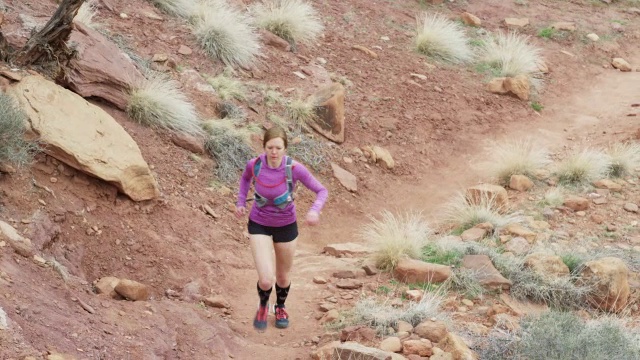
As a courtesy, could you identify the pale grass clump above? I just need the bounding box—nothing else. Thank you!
[251,0,323,47]
[74,0,101,29]
[542,187,564,207]
[127,74,203,136]
[285,99,316,132]
[341,293,444,334]
[554,149,610,185]
[605,142,640,177]
[0,93,38,167]
[193,0,261,67]
[207,73,247,101]
[486,138,551,185]
[444,192,522,233]
[361,210,432,271]
[203,119,254,184]
[480,31,544,91]
[414,13,474,64]
[147,0,197,19]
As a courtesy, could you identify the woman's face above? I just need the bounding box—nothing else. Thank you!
[264,137,286,164]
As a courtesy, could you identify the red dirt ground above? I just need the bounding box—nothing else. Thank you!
[1,0,639,359]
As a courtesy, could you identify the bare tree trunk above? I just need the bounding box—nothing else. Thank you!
[10,0,85,66]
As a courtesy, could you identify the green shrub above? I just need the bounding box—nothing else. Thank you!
[421,243,463,266]
[0,93,38,167]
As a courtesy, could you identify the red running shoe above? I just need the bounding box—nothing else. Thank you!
[274,306,289,329]
[253,303,269,331]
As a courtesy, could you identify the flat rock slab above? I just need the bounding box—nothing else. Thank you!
[324,243,371,258]
[461,255,512,290]
[9,74,159,201]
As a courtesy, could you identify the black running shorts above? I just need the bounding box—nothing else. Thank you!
[248,219,298,243]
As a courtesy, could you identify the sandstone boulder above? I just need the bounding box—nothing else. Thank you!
[0,220,35,258]
[461,255,512,290]
[509,175,534,192]
[504,224,537,243]
[593,179,622,192]
[94,276,121,298]
[114,279,150,301]
[461,227,487,242]
[380,337,403,353]
[403,339,433,357]
[440,333,478,360]
[414,320,448,343]
[171,133,206,154]
[315,341,399,360]
[203,295,230,309]
[563,196,589,211]
[308,82,345,143]
[372,146,395,169]
[461,12,481,27]
[578,257,630,312]
[258,29,290,51]
[504,75,530,101]
[65,22,144,110]
[487,78,509,94]
[612,58,632,72]
[504,237,531,255]
[331,163,357,192]
[9,75,159,201]
[524,253,570,278]
[394,259,452,284]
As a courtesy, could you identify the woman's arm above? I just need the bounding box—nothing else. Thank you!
[236,158,254,208]
[293,162,328,213]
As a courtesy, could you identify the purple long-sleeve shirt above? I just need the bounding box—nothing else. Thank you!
[237,153,328,227]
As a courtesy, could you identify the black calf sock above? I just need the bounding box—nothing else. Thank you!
[275,283,290,308]
[257,282,272,306]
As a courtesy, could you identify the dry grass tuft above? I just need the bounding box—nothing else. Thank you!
[554,149,610,185]
[0,93,38,167]
[127,74,203,136]
[251,0,323,47]
[542,187,564,207]
[207,73,247,101]
[203,119,254,184]
[605,142,640,178]
[361,210,432,271]
[486,138,551,185]
[147,0,196,19]
[193,0,261,67]
[444,192,522,233]
[479,31,545,91]
[414,13,474,63]
[285,98,316,132]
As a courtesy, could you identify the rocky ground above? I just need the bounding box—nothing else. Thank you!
[1,0,640,359]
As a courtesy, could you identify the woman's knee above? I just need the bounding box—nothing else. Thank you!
[275,273,289,286]
[258,278,274,290]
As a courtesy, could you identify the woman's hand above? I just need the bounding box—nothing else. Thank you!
[235,206,246,219]
[305,210,320,226]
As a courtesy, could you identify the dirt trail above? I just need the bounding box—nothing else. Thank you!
[230,54,640,359]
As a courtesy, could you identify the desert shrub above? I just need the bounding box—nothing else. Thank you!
[207,73,246,101]
[0,93,38,167]
[285,98,316,132]
[444,192,522,233]
[287,132,329,171]
[264,89,284,107]
[421,243,463,266]
[74,0,101,29]
[251,0,323,48]
[446,268,485,299]
[147,0,196,19]
[127,74,203,136]
[193,0,260,67]
[217,101,247,120]
[561,253,584,275]
[517,312,640,360]
[414,13,474,63]
[541,187,564,207]
[479,31,544,91]
[361,210,432,271]
[605,142,640,177]
[554,149,610,185]
[338,293,444,334]
[486,138,551,185]
[203,120,254,184]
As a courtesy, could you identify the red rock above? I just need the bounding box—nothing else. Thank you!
[307,83,345,144]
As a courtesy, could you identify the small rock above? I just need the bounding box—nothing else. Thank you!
[313,276,327,284]
[178,45,192,55]
[114,279,150,301]
[380,336,403,352]
[487,77,508,94]
[396,320,414,333]
[321,309,340,324]
[593,198,607,205]
[509,174,534,191]
[461,299,474,307]
[414,320,448,343]
[119,13,128,19]
[624,203,639,213]
[504,75,530,101]
[333,270,356,279]
[331,163,357,192]
[319,303,335,312]
[551,22,576,31]
[461,12,481,27]
[403,339,433,357]
[612,58,632,72]
[576,211,586,217]
[594,179,622,192]
[94,276,120,298]
[504,18,529,28]
[405,289,423,301]
[590,214,605,224]
[564,196,589,211]
[336,279,363,290]
[586,33,600,41]
[362,264,378,276]
[203,295,230,309]
[461,227,487,242]
[352,45,378,59]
